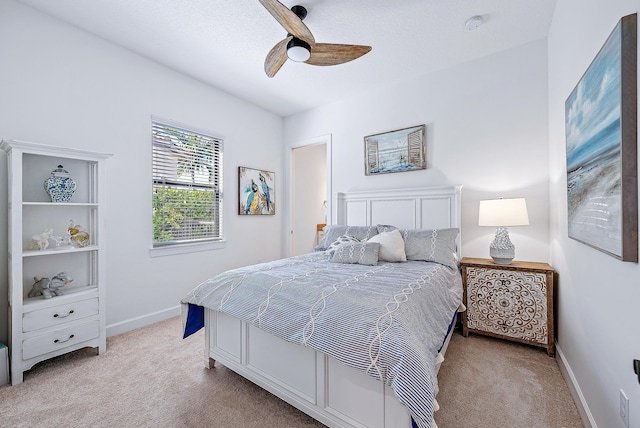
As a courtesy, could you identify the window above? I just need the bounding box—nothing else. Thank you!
[151,119,223,248]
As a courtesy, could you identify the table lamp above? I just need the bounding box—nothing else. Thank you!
[478,198,529,265]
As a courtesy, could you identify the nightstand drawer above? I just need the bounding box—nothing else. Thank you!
[23,298,99,333]
[23,320,100,360]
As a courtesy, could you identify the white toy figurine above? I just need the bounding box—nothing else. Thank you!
[29,228,54,251]
[28,272,74,299]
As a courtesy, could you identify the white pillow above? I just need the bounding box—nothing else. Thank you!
[367,229,406,262]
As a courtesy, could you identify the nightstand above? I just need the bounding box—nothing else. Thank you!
[460,257,556,356]
[316,223,326,245]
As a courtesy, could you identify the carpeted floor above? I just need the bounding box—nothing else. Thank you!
[435,332,583,427]
[0,317,583,428]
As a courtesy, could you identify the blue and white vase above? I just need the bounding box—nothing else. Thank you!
[44,165,76,202]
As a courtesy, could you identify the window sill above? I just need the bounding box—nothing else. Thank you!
[149,240,226,258]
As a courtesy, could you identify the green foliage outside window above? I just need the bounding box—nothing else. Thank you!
[153,187,217,243]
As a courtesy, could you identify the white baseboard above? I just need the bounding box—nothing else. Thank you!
[555,341,596,428]
[106,305,181,337]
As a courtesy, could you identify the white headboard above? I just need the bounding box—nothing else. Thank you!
[336,185,463,257]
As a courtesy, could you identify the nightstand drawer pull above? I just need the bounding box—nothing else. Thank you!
[54,334,75,344]
[53,310,75,319]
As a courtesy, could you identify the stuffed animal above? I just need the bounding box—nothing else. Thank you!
[28,272,74,299]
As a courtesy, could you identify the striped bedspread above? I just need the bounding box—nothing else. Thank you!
[181,252,462,428]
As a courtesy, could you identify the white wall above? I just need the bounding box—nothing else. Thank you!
[0,1,284,343]
[548,1,640,427]
[284,40,551,264]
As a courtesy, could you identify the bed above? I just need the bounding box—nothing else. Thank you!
[182,185,464,428]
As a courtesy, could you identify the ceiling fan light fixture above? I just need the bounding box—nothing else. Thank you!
[287,38,311,62]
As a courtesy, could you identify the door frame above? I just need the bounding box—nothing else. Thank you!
[286,134,332,257]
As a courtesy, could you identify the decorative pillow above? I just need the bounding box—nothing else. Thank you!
[367,229,406,262]
[400,228,459,269]
[324,234,360,256]
[376,224,397,234]
[330,242,380,266]
[314,225,379,251]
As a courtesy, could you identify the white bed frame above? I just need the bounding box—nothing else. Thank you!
[203,186,462,428]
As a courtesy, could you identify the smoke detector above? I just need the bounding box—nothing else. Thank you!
[465,16,483,30]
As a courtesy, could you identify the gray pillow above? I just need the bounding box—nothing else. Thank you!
[330,242,380,266]
[376,224,397,234]
[314,225,379,251]
[376,225,459,269]
[325,234,360,256]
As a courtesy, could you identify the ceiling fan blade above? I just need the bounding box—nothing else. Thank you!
[258,0,315,43]
[306,43,372,66]
[265,36,292,78]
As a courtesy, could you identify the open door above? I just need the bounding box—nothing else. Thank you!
[291,142,327,256]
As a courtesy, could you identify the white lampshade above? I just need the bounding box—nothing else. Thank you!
[478,198,529,227]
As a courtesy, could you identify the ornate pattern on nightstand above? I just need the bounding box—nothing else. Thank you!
[466,267,547,344]
[461,257,555,356]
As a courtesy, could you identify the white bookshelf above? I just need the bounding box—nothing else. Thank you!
[1,139,111,384]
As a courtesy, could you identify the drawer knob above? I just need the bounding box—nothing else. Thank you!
[53,310,75,319]
[54,334,75,344]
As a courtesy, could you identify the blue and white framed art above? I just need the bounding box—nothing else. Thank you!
[565,13,637,262]
[364,125,426,175]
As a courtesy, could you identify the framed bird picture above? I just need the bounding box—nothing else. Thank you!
[238,166,275,215]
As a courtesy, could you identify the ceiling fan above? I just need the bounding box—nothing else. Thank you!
[259,0,372,78]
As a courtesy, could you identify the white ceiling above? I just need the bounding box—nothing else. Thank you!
[19,0,557,117]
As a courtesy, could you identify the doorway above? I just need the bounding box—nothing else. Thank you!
[290,137,330,256]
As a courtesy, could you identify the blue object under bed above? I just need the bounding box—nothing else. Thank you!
[182,303,204,339]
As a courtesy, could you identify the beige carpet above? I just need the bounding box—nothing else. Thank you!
[436,332,583,427]
[0,317,583,428]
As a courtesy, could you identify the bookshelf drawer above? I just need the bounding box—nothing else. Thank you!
[23,298,99,332]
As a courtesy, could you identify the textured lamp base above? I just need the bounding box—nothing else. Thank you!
[490,227,515,265]
[490,250,514,265]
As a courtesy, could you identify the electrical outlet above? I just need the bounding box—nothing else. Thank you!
[620,389,629,428]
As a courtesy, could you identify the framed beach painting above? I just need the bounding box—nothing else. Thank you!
[238,166,275,215]
[565,13,637,262]
[364,125,426,175]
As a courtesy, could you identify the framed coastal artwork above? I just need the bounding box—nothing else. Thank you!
[565,13,637,262]
[238,166,275,215]
[364,125,426,175]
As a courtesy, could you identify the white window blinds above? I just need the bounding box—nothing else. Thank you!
[152,120,223,246]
